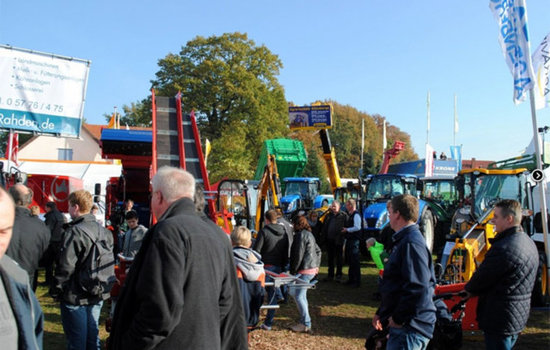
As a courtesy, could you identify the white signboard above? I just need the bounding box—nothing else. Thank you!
[0,45,90,137]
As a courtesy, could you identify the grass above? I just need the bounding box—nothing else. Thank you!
[37,259,549,350]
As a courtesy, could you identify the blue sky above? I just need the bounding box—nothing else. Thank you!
[1,0,548,162]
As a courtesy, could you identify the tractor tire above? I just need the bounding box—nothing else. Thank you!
[532,252,549,307]
[420,210,435,252]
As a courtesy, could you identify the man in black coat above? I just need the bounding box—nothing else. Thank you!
[43,201,66,285]
[6,184,50,291]
[109,166,247,350]
[464,199,538,350]
[320,200,347,282]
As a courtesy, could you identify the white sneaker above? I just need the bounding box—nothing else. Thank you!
[290,323,311,333]
[260,323,272,331]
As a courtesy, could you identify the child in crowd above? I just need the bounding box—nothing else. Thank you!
[366,237,388,300]
[366,237,388,272]
[231,226,265,328]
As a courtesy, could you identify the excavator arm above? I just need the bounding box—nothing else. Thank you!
[255,154,282,231]
[319,129,342,193]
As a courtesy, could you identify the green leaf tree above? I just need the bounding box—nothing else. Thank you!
[151,32,288,180]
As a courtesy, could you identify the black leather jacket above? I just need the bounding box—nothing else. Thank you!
[289,229,321,274]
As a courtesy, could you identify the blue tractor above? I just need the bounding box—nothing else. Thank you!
[362,173,436,251]
[279,177,332,218]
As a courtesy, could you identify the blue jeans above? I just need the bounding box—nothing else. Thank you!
[60,301,103,350]
[484,331,518,350]
[345,239,361,285]
[387,326,430,350]
[263,265,282,327]
[289,273,314,327]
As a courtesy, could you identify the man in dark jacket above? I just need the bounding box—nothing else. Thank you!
[43,201,66,285]
[252,209,289,330]
[52,189,114,350]
[0,186,44,350]
[342,198,362,287]
[109,166,247,350]
[6,184,50,291]
[372,194,436,350]
[464,199,538,350]
[320,200,347,282]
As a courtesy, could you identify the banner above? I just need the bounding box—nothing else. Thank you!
[449,145,462,171]
[489,0,535,104]
[288,105,332,130]
[0,45,90,137]
[425,144,434,177]
[532,32,550,110]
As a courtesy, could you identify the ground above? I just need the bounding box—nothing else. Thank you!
[38,259,549,349]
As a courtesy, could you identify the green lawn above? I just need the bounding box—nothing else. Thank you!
[37,258,549,350]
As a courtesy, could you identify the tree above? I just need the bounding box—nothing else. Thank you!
[151,32,289,181]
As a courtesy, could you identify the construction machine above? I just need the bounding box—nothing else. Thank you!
[441,168,529,283]
[362,173,437,251]
[254,154,283,231]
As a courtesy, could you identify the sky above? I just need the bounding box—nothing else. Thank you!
[0,0,548,162]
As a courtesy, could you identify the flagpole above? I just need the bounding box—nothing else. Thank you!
[6,129,12,172]
[529,88,550,297]
[453,94,457,147]
[361,118,364,175]
[426,91,430,145]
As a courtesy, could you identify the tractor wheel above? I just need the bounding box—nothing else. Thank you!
[420,210,435,252]
[532,252,549,307]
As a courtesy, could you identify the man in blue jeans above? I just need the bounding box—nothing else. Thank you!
[252,209,289,330]
[372,194,436,350]
[52,190,114,350]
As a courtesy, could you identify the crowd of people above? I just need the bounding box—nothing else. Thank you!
[0,166,540,350]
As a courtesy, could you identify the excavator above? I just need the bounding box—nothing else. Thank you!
[435,166,550,332]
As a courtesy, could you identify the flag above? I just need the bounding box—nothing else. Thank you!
[107,113,116,129]
[489,0,536,104]
[425,144,434,177]
[6,131,18,166]
[532,32,550,110]
[450,145,463,171]
[382,119,387,150]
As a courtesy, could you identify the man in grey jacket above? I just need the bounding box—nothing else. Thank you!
[120,210,147,258]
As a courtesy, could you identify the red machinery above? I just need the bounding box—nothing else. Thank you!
[380,141,405,174]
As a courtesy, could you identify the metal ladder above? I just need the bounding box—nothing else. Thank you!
[151,90,215,219]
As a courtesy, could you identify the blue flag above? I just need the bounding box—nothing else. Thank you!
[450,145,462,171]
[489,0,536,104]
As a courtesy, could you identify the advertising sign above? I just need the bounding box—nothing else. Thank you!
[288,105,332,130]
[0,45,91,137]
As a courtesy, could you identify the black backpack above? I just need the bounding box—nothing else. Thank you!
[78,223,116,297]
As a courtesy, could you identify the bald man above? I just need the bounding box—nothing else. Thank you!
[6,184,50,290]
[0,187,44,349]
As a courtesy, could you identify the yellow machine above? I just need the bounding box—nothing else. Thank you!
[442,168,528,283]
[254,154,282,231]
